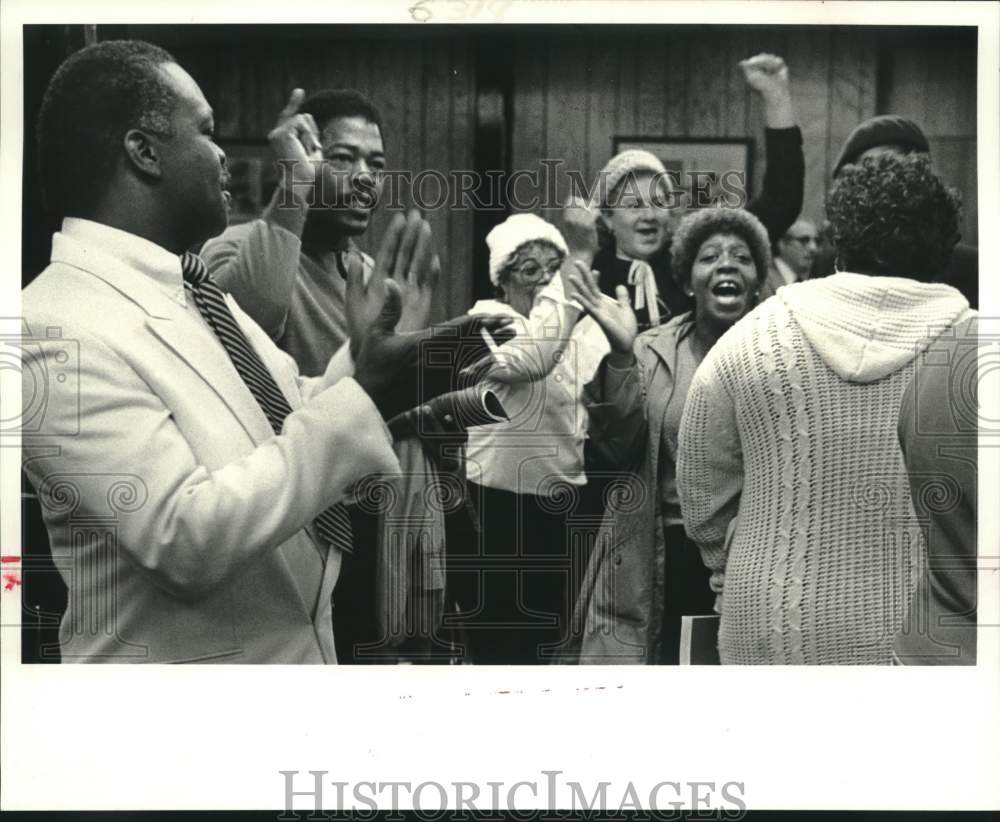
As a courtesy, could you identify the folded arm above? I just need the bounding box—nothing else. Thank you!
[201,184,309,340]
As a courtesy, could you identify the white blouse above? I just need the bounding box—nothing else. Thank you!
[465,274,609,496]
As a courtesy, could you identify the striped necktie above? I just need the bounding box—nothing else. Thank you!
[181,251,353,555]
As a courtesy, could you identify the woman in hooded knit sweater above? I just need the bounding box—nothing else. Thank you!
[676,153,975,665]
[559,207,772,664]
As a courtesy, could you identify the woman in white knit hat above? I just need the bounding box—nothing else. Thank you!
[677,153,975,665]
[448,212,609,664]
[562,53,804,332]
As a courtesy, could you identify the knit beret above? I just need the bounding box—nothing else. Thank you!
[486,213,568,285]
[670,207,772,289]
[832,115,930,177]
[592,149,670,208]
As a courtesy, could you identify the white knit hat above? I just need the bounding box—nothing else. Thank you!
[592,149,669,208]
[486,213,569,285]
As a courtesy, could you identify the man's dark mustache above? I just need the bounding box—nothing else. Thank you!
[324,181,379,210]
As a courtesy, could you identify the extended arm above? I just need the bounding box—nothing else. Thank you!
[22,320,399,601]
[571,267,646,468]
[583,350,648,469]
[740,54,805,241]
[202,188,309,339]
[474,272,584,384]
[202,87,322,339]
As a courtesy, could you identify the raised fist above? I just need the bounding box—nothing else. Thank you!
[739,53,790,99]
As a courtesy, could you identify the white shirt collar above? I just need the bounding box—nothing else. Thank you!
[774,256,799,286]
[60,218,188,305]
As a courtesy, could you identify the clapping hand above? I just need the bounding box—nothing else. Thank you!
[560,195,600,268]
[348,210,514,421]
[565,260,637,356]
[392,214,440,333]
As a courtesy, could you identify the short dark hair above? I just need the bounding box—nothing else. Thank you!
[826,153,961,281]
[37,39,179,217]
[670,207,772,290]
[298,88,383,135]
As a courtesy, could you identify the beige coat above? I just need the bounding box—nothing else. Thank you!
[22,224,399,663]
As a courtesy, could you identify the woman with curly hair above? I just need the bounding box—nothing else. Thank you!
[676,153,975,665]
[559,206,771,663]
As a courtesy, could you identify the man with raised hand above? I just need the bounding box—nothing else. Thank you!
[203,87,391,376]
[22,40,509,664]
[203,87,481,663]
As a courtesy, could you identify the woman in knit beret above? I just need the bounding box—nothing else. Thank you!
[451,213,610,664]
[676,153,974,664]
[561,53,804,333]
[559,206,770,663]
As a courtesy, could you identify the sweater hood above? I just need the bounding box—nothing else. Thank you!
[778,272,969,383]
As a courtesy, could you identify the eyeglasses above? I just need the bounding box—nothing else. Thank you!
[512,258,562,282]
[786,235,819,246]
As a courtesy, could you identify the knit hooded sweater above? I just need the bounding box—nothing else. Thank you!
[676,273,971,665]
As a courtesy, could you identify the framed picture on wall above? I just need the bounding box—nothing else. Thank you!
[218,141,279,224]
[612,137,754,211]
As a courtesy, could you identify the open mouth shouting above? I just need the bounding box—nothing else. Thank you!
[709,277,748,307]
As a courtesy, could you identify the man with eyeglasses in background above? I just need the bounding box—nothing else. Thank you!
[759,216,818,301]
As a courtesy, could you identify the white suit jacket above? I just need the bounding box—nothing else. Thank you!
[21,221,400,663]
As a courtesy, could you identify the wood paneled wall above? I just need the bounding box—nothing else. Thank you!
[511,27,880,232]
[510,26,975,245]
[126,25,977,320]
[883,30,978,245]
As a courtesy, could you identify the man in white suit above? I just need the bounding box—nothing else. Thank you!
[21,40,508,663]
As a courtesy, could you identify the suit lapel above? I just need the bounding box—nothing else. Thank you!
[761,264,784,301]
[51,230,330,624]
[146,311,274,445]
[53,235,276,445]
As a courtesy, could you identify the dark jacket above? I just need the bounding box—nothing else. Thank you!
[593,126,806,322]
[893,315,978,664]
